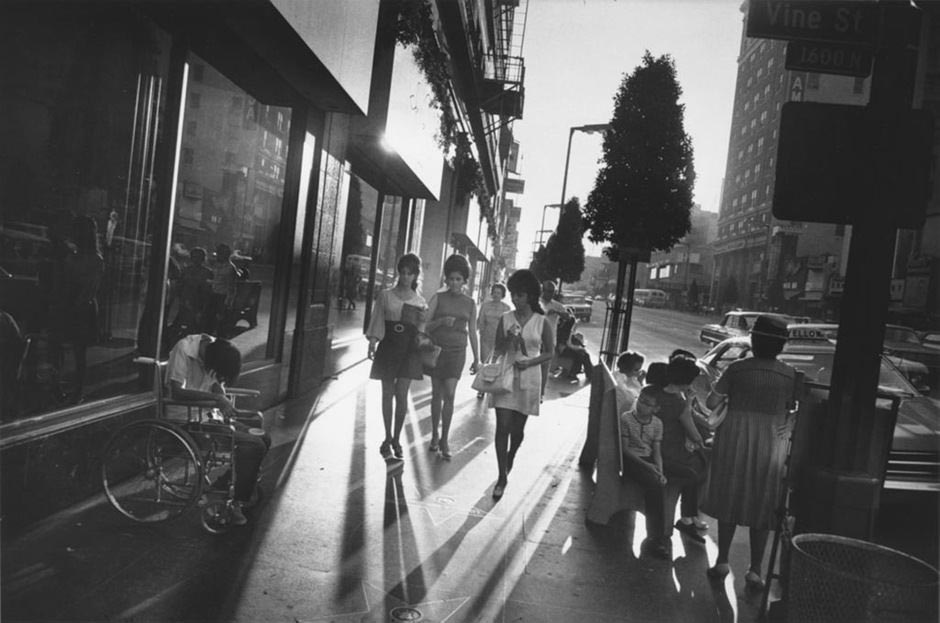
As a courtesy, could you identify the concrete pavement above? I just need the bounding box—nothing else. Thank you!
[6,352,933,622]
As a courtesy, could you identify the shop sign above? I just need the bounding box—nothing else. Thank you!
[828,275,845,294]
[746,0,878,46]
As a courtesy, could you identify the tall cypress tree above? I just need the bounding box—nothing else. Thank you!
[584,51,695,258]
[543,196,586,286]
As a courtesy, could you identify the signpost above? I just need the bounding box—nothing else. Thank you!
[747,0,928,541]
[785,40,873,76]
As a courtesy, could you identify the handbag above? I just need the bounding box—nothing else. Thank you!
[413,332,441,370]
[471,355,513,395]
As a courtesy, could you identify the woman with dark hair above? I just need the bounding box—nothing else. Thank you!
[702,315,797,589]
[367,253,427,462]
[488,269,556,499]
[649,356,709,557]
[426,254,480,459]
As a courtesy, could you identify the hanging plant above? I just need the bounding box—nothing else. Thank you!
[393,0,457,151]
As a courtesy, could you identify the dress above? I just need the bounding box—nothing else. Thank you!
[491,310,546,416]
[701,357,797,529]
[367,288,427,380]
[428,290,474,379]
[478,299,510,362]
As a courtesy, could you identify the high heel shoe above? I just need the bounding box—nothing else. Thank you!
[391,441,404,461]
[429,439,439,453]
[744,569,765,591]
[439,440,451,460]
[379,440,393,460]
[492,481,506,499]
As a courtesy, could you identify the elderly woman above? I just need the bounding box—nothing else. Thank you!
[702,314,798,589]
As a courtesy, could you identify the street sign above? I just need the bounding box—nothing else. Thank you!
[772,102,932,228]
[785,40,873,77]
[746,0,879,46]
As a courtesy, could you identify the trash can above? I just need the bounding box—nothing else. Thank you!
[788,533,939,623]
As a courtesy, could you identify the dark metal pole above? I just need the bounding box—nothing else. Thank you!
[560,127,575,207]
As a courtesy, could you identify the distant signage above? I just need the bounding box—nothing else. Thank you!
[746,0,879,45]
[829,275,845,295]
[504,177,525,194]
[890,278,905,302]
[785,40,873,77]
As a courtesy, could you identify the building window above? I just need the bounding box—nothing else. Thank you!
[171,51,293,365]
[0,10,172,422]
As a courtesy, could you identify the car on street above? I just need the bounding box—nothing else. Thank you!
[882,324,940,397]
[695,331,940,492]
[699,310,809,346]
[559,292,593,323]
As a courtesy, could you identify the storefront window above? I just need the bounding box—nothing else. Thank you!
[0,8,171,420]
[165,52,292,365]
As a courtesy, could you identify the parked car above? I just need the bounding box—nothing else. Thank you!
[921,332,940,351]
[695,332,940,492]
[699,310,809,346]
[559,292,593,323]
[882,324,940,397]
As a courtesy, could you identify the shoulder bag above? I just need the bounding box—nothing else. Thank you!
[471,354,513,395]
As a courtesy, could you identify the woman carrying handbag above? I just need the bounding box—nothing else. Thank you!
[488,269,555,499]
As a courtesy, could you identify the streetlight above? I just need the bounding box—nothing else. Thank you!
[560,123,610,207]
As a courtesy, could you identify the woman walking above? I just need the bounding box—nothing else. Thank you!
[476,283,511,398]
[702,315,798,589]
[489,269,555,499]
[366,253,427,462]
[426,255,480,460]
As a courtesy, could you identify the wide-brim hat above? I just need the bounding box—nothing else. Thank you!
[751,315,789,339]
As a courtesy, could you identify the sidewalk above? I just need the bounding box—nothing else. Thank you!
[11,354,926,622]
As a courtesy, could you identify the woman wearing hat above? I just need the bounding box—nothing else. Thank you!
[701,314,798,590]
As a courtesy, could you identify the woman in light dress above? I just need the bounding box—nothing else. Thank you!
[489,269,556,499]
[366,253,427,462]
[476,283,511,398]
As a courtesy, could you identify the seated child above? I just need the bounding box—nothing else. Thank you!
[619,386,668,557]
[554,330,593,383]
[612,350,645,411]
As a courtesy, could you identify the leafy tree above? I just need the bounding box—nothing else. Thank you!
[542,197,586,286]
[529,244,549,282]
[583,51,695,259]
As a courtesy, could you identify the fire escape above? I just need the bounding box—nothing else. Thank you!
[480,0,527,162]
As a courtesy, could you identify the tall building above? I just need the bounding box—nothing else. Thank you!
[644,204,718,308]
[713,6,868,318]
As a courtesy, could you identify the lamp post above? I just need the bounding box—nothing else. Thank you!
[560,123,610,207]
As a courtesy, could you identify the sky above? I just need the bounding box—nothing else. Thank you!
[511,0,744,264]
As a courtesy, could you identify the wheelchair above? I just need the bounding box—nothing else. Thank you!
[101,358,264,534]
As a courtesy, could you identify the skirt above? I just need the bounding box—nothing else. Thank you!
[429,346,466,379]
[370,321,423,380]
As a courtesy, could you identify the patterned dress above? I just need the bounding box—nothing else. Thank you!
[701,357,797,529]
[491,310,546,416]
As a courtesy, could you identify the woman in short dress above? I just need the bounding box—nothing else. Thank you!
[476,283,510,399]
[489,269,556,499]
[426,254,479,460]
[367,253,427,462]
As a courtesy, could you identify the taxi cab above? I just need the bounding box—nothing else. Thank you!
[695,326,940,493]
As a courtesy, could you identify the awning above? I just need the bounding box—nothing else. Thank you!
[450,232,488,264]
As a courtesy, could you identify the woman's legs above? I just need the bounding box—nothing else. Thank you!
[380,378,396,455]
[507,411,528,473]
[439,377,458,457]
[749,527,770,574]
[494,408,514,484]
[392,377,412,452]
[430,377,443,446]
[716,521,736,566]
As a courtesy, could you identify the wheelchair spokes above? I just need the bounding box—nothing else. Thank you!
[101,420,202,523]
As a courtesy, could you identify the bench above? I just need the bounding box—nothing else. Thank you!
[580,361,683,536]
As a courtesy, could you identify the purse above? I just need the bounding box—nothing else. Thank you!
[413,332,442,370]
[471,355,513,395]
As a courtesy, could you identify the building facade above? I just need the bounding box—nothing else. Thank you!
[0,0,525,532]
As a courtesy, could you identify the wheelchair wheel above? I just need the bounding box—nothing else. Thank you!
[200,500,233,534]
[102,419,203,523]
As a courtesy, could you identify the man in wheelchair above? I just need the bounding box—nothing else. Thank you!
[165,333,269,526]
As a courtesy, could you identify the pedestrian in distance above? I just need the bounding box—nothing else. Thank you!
[538,280,570,398]
[425,254,480,460]
[366,253,427,462]
[650,357,709,556]
[476,283,511,399]
[489,269,556,499]
[165,333,269,526]
[702,315,799,590]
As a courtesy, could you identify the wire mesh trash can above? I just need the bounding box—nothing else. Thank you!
[787,533,939,623]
